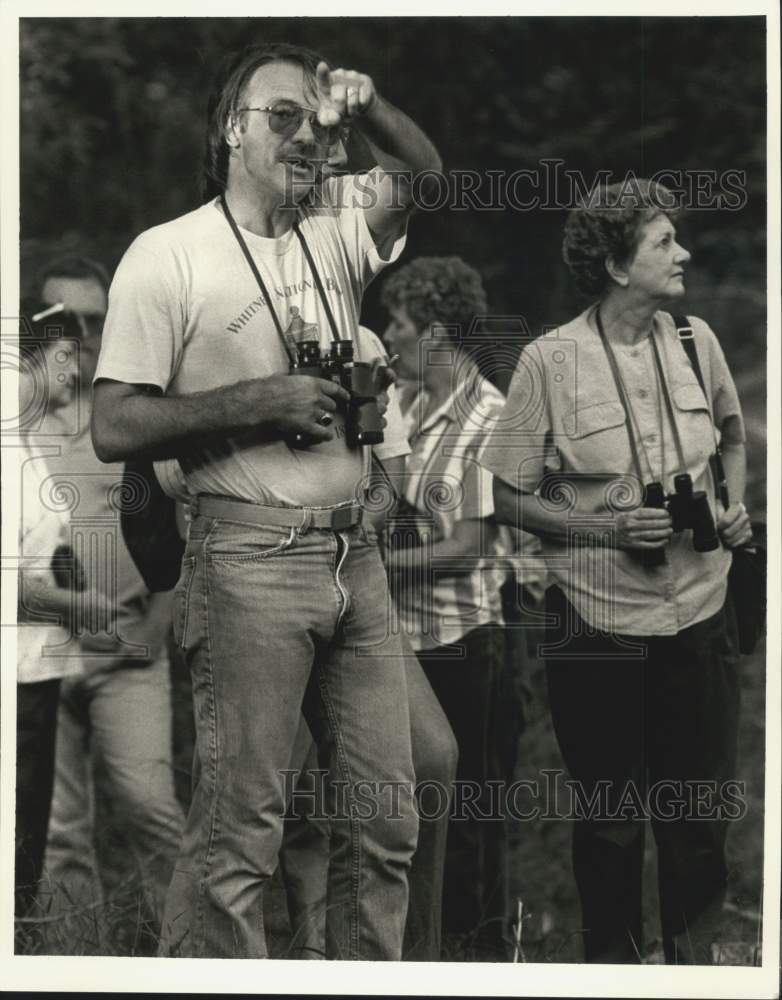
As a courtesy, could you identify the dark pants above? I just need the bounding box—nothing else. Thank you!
[544,586,740,964]
[418,623,518,959]
[16,679,61,918]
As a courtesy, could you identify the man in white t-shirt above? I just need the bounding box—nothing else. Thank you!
[92,42,441,960]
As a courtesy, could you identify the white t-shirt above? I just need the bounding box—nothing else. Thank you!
[96,173,406,507]
[16,438,83,683]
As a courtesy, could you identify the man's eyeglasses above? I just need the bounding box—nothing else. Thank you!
[234,101,349,147]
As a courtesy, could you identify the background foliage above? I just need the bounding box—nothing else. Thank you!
[19,15,767,511]
[16,17,769,962]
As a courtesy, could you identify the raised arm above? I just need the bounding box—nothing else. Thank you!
[315,62,442,242]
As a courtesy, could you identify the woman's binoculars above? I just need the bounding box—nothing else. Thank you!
[290,338,385,448]
[640,472,720,568]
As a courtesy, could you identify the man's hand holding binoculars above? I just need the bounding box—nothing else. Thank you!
[237,372,349,445]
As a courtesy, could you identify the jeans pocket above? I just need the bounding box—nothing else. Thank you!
[205,523,299,563]
[173,556,197,650]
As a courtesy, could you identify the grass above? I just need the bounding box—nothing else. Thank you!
[506,631,766,965]
[15,626,766,963]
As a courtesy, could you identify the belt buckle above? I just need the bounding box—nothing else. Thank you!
[330,505,358,530]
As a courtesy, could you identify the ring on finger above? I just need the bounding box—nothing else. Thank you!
[317,411,333,427]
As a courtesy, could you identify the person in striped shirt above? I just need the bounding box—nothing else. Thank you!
[381,257,519,960]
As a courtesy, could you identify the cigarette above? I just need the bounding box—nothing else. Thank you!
[32,302,65,323]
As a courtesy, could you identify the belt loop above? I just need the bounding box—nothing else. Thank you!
[298,508,313,533]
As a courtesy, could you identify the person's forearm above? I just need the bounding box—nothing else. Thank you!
[93,372,320,464]
[356,95,442,181]
[494,477,574,542]
[720,443,746,507]
[92,381,260,463]
[493,477,614,545]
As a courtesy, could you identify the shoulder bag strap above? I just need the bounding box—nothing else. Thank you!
[673,315,730,508]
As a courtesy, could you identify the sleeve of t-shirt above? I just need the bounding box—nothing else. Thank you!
[94,232,185,391]
[356,326,411,461]
[325,170,407,289]
[479,340,555,493]
[692,317,746,445]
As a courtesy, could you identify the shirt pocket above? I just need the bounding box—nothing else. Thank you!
[672,382,716,470]
[564,400,628,474]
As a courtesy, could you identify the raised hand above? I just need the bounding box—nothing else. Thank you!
[316,61,377,127]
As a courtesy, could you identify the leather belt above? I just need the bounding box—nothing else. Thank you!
[194,494,363,532]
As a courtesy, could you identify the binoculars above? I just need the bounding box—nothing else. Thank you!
[290,338,385,448]
[641,472,720,568]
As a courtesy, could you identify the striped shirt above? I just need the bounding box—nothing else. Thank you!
[390,367,512,651]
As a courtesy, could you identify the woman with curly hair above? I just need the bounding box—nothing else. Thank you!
[382,256,521,960]
[483,180,752,964]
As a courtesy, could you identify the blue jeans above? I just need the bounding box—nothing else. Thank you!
[43,654,184,930]
[159,510,418,959]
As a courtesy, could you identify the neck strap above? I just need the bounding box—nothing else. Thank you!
[292,217,341,344]
[648,333,687,473]
[596,308,689,482]
[219,195,345,365]
[595,307,651,482]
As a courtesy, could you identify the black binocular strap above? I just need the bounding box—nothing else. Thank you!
[673,315,731,509]
[220,195,297,366]
[221,195,360,362]
[649,334,687,475]
[595,307,654,484]
[292,219,343,347]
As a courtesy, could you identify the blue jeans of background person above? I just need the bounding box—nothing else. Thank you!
[544,585,740,964]
[43,653,184,929]
[279,642,458,961]
[159,511,418,960]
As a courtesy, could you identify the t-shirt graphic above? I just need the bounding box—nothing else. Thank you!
[285,306,320,348]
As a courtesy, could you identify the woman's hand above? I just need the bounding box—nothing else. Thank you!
[615,507,673,550]
[717,501,753,549]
